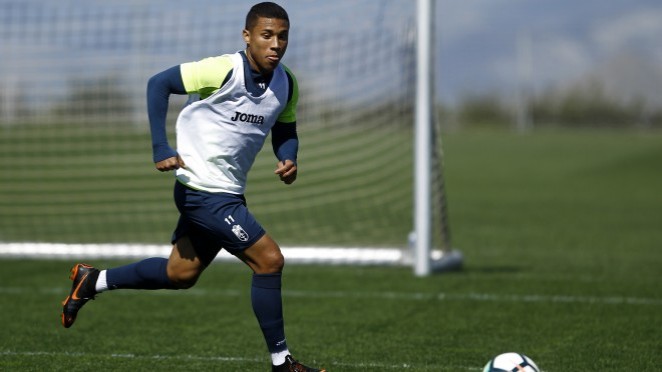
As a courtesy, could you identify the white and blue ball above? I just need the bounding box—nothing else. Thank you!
[482,352,540,372]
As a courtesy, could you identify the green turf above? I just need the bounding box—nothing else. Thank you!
[0,259,660,371]
[1,129,661,370]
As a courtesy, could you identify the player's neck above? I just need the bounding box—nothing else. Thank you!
[243,49,273,78]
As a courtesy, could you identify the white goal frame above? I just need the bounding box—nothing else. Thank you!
[414,0,463,276]
[0,0,463,276]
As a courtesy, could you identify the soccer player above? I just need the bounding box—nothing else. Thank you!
[60,3,325,371]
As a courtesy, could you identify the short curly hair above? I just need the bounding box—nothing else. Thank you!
[245,2,290,30]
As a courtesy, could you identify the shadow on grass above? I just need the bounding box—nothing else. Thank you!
[456,265,523,274]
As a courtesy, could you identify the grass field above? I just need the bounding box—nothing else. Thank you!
[1,129,661,371]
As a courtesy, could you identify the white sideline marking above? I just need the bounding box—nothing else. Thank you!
[0,350,476,370]
[0,350,260,363]
[0,242,411,266]
[285,290,662,306]
[1,286,660,306]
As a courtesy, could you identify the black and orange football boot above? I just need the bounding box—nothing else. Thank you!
[61,263,100,328]
[272,355,326,372]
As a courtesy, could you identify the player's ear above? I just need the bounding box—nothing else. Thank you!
[242,29,250,45]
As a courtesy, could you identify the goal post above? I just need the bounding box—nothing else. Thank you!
[414,0,463,276]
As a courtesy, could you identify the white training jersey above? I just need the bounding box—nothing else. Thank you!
[174,52,289,194]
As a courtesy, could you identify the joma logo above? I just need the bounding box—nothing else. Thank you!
[230,111,265,125]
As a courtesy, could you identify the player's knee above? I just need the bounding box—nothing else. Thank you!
[262,249,285,273]
[250,247,284,274]
[167,267,201,289]
[272,251,285,272]
[169,274,199,289]
[242,236,285,274]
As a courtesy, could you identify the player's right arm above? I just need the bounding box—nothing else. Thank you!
[147,56,233,172]
[146,65,187,171]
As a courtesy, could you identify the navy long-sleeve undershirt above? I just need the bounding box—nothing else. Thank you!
[146,65,186,163]
[271,121,298,164]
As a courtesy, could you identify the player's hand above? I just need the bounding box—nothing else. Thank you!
[155,155,186,172]
[275,160,297,184]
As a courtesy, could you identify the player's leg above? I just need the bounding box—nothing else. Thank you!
[101,235,209,291]
[168,185,324,369]
[236,233,286,360]
[235,235,325,372]
[61,181,221,328]
[235,233,284,274]
[61,236,216,328]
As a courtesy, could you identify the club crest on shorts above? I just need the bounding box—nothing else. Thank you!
[232,224,249,242]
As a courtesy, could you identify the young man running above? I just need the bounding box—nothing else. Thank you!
[61,3,325,371]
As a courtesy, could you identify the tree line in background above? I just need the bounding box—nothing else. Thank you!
[2,75,661,131]
[441,79,661,131]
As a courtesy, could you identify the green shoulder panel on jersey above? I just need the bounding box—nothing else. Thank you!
[180,55,234,99]
[181,55,298,122]
[278,64,299,124]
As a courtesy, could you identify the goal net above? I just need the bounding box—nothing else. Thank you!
[0,0,454,271]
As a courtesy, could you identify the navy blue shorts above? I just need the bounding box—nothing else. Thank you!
[172,181,266,263]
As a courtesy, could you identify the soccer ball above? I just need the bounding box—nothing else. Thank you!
[482,352,540,372]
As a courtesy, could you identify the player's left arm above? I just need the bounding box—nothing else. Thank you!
[272,66,299,185]
[272,122,298,184]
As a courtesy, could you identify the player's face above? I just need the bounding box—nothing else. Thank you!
[243,17,289,75]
